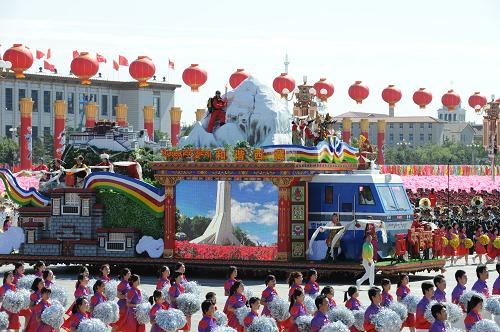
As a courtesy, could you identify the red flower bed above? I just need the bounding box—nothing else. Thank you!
[175,241,277,261]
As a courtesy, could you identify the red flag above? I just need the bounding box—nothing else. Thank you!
[113,59,119,71]
[44,60,55,73]
[96,53,107,63]
[36,50,45,59]
[168,58,175,70]
[47,48,51,59]
[118,55,128,66]
[73,50,79,59]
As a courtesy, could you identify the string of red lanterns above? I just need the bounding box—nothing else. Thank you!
[0,43,491,111]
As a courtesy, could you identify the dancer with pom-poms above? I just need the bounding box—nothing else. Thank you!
[98,264,111,284]
[43,269,55,289]
[12,262,25,285]
[287,272,303,302]
[432,274,447,302]
[198,299,218,332]
[0,271,21,331]
[363,287,382,332]
[493,263,500,296]
[224,266,238,297]
[24,287,51,332]
[321,286,336,310]
[224,281,247,332]
[344,286,362,332]
[243,297,260,328]
[288,288,307,332]
[122,274,146,332]
[68,297,90,331]
[415,281,434,331]
[464,295,483,331]
[89,280,107,314]
[34,261,46,278]
[111,268,131,331]
[169,271,191,330]
[380,279,393,307]
[304,269,320,298]
[311,295,331,332]
[396,274,415,332]
[149,290,169,332]
[472,265,490,298]
[156,266,171,291]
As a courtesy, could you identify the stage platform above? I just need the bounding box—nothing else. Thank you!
[0,254,446,278]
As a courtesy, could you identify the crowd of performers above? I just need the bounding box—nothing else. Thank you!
[38,153,143,190]
[291,114,337,147]
[407,190,500,267]
[0,261,500,332]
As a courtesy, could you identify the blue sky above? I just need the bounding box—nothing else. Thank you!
[177,181,278,244]
[2,0,500,125]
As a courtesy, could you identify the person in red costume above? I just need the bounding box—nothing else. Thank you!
[207,90,227,133]
[126,155,142,180]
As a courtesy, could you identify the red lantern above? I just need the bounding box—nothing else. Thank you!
[313,78,334,102]
[412,88,433,109]
[382,84,402,107]
[348,81,369,104]
[182,64,207,92]
[468,91,487,110]
[129,56,156,87]
[70,52,99,85]
[229,68,250,89]
[441,89,461,112]
[273,73,295,98]
[3,44,33,78]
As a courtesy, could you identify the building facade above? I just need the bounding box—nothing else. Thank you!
[0,73,180,139]
[437,104,466,123]
[442,123,476,145]
[333,112,446,146]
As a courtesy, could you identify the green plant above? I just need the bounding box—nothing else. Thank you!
[97,190,164,238]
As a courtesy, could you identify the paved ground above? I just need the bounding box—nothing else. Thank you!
[0,257,497,331]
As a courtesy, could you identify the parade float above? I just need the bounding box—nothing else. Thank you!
[0,71,446,277]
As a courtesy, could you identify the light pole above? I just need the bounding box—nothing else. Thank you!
[467,143,479,165]
[476,96,499,182]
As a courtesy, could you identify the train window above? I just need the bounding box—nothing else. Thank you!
[378,187,397,210]
[324,186,333,204]
[391,186,411,210]
[359,186,375,205]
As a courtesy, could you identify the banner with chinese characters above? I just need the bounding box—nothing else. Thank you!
[290,181,307,260]
[381,164,500,176]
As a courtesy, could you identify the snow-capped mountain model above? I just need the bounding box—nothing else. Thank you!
[179,76,292,148]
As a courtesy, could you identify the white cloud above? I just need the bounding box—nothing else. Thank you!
[238,181,264,192]
[231,199,278,226]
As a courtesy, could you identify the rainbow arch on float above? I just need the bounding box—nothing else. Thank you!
[82,172,165,217]
[0,168,50,207]
[262,136,359,163]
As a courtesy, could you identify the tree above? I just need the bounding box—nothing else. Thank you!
[0,138,18,166]
[180,122,196,137]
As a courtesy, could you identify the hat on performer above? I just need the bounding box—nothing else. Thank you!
[100,153,110,160]
[75,155,84,161]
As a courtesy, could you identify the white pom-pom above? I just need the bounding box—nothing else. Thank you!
[445,302,464,324]
[135,302,152,325]
[328,307,355,327]
[247,316,279,332]
[176,293,201,316]
[41,302,65,328]
[303,295,317,314]
[295,314,313,332]
[183,281,201,295]
[161,284,170,301]
[156,308,186,332]
[104,280,118,300]
[401,294,419,314]
[485,296,500,315]
[212,327,237,332]
[460,290,486,309]
[50,285,68,307]
[243,288,255,300]
[470,319,500,332]
[447,328,464,332]
[0,311,9,330]
[424,300,438,323]
[371,308,402,332]
[87,279,97,296]
[268,296,290,321]
[214,310,228,326]
[319,321,349,332]
[352,309,365,331]
[77,318,106,332]
[16,275,36,290]
[388,302,408,321]
[92,301,119,324]
[17,289,31,310]
[235,306,251,326]
[2,290,28,313]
